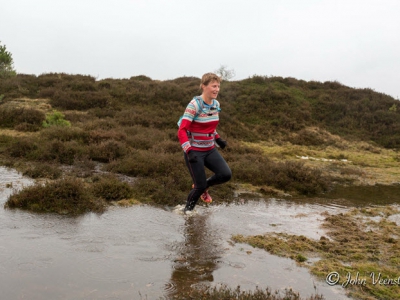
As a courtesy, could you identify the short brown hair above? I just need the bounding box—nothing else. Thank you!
[200,73,221,89]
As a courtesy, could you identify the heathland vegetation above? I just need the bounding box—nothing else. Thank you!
[0,73,400,214]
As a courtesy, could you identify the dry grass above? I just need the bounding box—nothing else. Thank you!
[0,128,36,137]
[166,284,325,300]
[1,97,52,112]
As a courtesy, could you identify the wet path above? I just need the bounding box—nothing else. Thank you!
[0,166,353,299]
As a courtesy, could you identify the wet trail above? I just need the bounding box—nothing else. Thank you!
[0,166,365,299]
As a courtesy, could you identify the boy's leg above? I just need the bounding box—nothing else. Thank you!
[184,151,208,211]
[204,148,232,187]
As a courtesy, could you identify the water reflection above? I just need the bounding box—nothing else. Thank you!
[167,213,223,297]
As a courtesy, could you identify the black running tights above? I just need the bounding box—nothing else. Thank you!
[183,148,232,211]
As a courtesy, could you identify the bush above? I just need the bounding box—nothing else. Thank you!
[41,126,89,143]
[91,175,134,201]
[49,140,80,164]
[106,150,191,205]
[51,91,110,110]
[88,140,128,162]
[8,137,39,158]
[42,110,71,128]
[5,178,105,214]
[23,163,62,179]
[229,154,330,195]
[270,161,330,195]
[0,106,45,130]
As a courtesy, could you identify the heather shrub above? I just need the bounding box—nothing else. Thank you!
[91,174,134,201]
[38,87,57,98]
[14,122,41,132]
[88,128,126,144]
[89,107,117,118]
[106,150,181,177]
[6,74,39,97]
[84,118,118,130]
[48,140,80,164]
[8,137,39,158]
[129,75,152,81]
[288,128,330,146]
[132,171,190,205]
[224,140,263,155]
[88,140,128,162]
[228,153,272,185]
[115,104,178,128]
[67,79,96,92]
[23,163,62,179]
[59,74,96,91]
[115,108,140,126]
[0,77,18,95]
[51,91,110,110]
[0,106,45,129]
[156,139,182,154]
[69,156,97,178]
[229,154,329,195]
[105,150,190,204]
[5,177,105,214]
[0,134,14,151]
[124,126,164,150]
[37,73,62,88]
[17,107,46,126]
[63,110,95,123]
[270,161,330,195]
[41,126,89,143]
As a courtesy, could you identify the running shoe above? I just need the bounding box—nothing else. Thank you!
[192,184,213,204]
[200,189,212,203]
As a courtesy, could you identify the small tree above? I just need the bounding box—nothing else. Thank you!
[0,41,16,78]
[214,65,236,81]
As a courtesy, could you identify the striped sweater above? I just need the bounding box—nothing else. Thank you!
[177,97,221,153]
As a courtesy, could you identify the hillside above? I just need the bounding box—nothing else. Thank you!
[1,73,399,213]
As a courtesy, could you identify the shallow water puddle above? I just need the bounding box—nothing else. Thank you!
[0,166,351,299]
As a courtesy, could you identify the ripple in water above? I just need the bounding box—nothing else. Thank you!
[216,259,246,269]
[0,246,15,266]
[163,281,177,294]
[78,256,140,283]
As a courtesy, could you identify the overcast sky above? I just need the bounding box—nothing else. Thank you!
[2,0,400,99]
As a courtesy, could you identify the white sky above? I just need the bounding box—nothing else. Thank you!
[2,0,400,99]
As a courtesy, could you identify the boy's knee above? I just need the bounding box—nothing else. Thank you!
[220,170,232,183]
